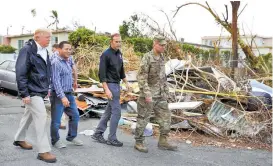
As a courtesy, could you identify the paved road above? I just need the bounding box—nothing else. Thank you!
[0,95,271,166]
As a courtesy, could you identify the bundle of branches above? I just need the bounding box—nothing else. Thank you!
[165,40,187,60]
[73,43,105,80]
[168,60,272,142]
[121,43,141,72]
[130,10,272,144]
[73,42,141,81]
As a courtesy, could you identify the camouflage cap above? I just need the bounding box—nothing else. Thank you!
[153,35,167,45]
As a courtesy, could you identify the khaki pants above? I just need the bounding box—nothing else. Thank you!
[14,96,51,153]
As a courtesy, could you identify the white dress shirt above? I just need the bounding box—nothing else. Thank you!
[35,41,48,64]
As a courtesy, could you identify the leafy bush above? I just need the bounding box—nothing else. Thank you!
[68,27,95,47]
[92,35,110,47]
[0,45,16,53]
[69,27,110,48]
[125,37,153,55]
[182,44,201,55]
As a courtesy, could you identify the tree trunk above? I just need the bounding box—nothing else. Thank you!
[231,1,240,78]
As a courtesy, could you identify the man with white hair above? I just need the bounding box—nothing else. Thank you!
[13,28,57,163]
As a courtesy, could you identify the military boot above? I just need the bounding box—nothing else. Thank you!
[158,135,178,151]
[134,142,148,153]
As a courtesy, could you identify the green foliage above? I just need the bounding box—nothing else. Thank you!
[257,53,272,73]
[119,21,130,39]
[69,27,111,48]
[68,27,95,47]
[221,50,231,66]
[31,9,36,17]
[181,44,211,60]
[221,50,231,55]
[119,15,153,55]
[89,68,99,81]
[119,14,143,39]
[47,10,59,30]
[92,35,110,46]
[0,45,16,53]
[182,44,202,55]
[125,37,153,55]
[69,27,151,56]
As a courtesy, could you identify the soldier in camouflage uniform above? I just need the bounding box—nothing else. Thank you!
[134,35,177,153]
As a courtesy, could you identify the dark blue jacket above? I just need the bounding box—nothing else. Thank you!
[16,39,51,98]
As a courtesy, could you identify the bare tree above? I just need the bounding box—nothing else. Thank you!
[173,2,259,69]
[159,10,178,41]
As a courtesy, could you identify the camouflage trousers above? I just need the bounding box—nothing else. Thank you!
[135,97,171,143]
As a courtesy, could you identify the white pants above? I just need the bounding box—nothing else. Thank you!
[14,96,51,153]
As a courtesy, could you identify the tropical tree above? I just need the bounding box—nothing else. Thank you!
[47,10,59,30]
[31,9,36,17]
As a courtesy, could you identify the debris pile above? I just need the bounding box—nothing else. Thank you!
[114,59,272,146]
[73,56,272,147]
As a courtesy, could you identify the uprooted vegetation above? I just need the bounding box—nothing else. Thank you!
[70,11,272,150]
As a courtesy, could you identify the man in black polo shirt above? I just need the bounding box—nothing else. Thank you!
[92,33,129,147]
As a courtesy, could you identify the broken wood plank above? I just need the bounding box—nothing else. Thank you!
[75,85,104,93]
[168,101,203,110]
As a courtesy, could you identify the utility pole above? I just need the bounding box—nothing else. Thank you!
[21,26,25,34]
[7,25,12,35]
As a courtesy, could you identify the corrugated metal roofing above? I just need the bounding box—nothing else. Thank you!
[207,101,265,136]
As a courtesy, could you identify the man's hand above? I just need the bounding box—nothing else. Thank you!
[73,81,78,90]
[45,90,51,98]
[145,97,152,103]
[61,97,70,107]
[22,96,31,104]
[105,89,112,100]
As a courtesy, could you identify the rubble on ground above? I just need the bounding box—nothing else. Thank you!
[73,58,272,148]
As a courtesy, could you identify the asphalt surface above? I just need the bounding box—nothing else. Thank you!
[0,95,271,166]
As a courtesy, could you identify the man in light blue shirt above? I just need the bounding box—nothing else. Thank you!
[50,44,72,130]
[50,41,83,148]
[51,43,78,90]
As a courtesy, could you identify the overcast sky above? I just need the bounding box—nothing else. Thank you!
[0,0,272,43]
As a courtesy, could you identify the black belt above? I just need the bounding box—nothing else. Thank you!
[29,92,47,98]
